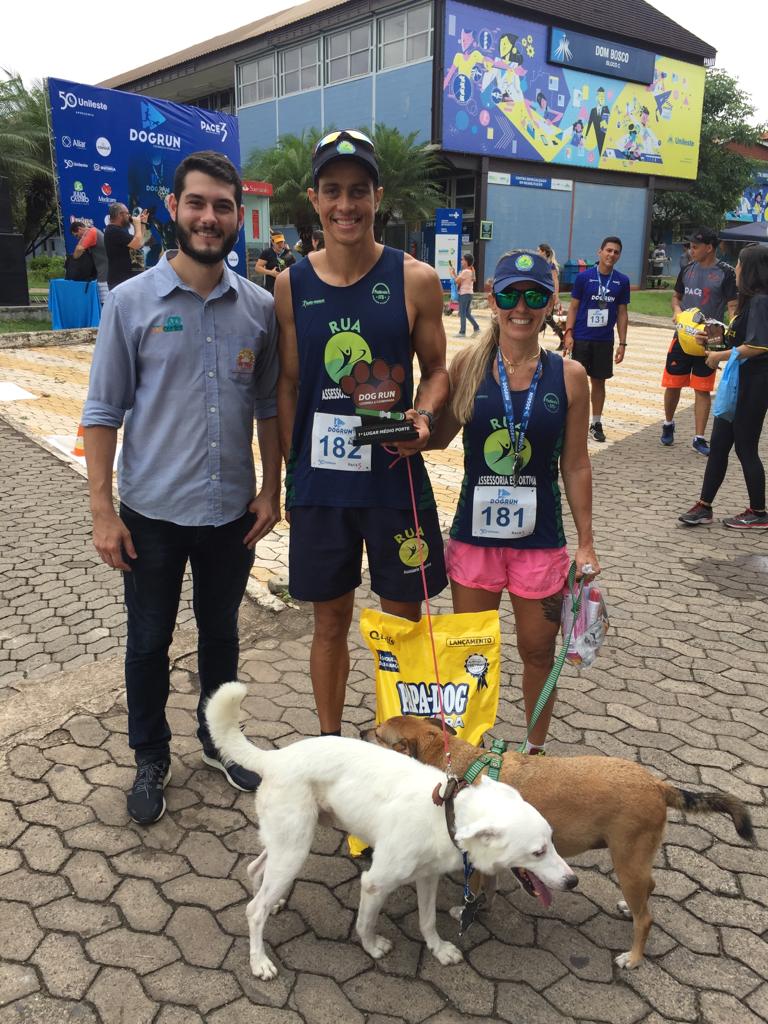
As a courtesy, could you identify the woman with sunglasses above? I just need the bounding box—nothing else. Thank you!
[429,250,600,753]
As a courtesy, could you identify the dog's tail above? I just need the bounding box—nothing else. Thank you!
[205,682,270,778]
[664,785,756,844]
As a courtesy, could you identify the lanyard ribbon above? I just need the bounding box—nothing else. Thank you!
[496,349,542,485]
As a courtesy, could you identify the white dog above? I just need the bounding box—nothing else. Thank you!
[206,682,577,981]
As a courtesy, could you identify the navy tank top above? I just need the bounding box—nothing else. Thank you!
[450,350,567,548]
[286,246,434,510]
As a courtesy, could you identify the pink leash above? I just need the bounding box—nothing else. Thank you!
[385,447,454,777]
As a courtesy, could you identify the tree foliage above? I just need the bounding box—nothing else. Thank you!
[0,70,58,249]
[653,68,767,233]
[243,124,445,243]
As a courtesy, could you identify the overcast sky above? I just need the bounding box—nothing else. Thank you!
[5,0,766,123]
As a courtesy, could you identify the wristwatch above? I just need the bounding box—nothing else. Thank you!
[416,409,435,432]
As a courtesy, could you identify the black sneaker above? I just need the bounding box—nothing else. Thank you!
[589,422,606,443]
[127,758,171,825]
[678,501,713,526]
[202,746,261,792]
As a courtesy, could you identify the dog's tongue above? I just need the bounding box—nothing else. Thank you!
[528,870,552,908]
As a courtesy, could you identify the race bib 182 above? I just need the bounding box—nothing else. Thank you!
[311,412,371,472]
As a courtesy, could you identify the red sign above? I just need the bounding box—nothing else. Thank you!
[242,180,273,196]
[252,210,260,239]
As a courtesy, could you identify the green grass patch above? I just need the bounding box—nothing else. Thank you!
[626,289,674,318]
[560,289,674,319]
[0,318,52,333]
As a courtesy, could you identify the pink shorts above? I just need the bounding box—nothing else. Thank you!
[446,539,570,599]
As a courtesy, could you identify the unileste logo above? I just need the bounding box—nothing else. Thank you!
[372,282,390,305]
[514,254,534,271]
[130,102,180,149]
[58,90,108,113]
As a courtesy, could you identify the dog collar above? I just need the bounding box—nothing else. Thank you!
[432,777,469,850]
[463,738,507,783]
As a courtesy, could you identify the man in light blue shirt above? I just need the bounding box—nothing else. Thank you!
[83,151,281,825]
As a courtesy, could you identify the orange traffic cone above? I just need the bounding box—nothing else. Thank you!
[72,423,85,457]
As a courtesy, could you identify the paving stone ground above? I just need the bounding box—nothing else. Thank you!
[2,332,768,1022]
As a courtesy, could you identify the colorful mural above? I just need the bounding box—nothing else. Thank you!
[441,2,705,180]
[726,170,768,222]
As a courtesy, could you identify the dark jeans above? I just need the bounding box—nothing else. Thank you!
[458,293,479,334]
[121,504,255,763]
[701,363,768,510]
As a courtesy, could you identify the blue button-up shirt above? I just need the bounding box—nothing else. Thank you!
[82,252,278,527]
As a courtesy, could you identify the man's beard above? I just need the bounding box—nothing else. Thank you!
[175,220,238,265]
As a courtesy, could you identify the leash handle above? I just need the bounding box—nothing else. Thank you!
[517,561,585,752]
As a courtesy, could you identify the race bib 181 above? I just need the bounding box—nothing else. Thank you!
[471,484,536,539]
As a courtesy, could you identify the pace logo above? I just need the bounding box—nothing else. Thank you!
[200,120,229,143]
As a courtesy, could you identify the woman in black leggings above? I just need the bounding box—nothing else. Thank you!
[679,244,768,529]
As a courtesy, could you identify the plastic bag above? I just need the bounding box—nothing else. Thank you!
[360,608,501,742]
[712,348,741,423]
[561,581,609,668]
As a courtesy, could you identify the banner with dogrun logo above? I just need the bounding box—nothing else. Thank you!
[47,78,246,274]
[349,609,501,855]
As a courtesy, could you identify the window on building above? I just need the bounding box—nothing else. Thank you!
[280,40,320,95]
[238,55,276,106]
[455,176,476,218]
[326,23,372,84]
[378,4,433,71]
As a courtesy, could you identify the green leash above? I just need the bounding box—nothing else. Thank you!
[517,562,585,753]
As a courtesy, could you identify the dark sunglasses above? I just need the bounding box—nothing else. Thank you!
[494,287,551,310]
[313,129,375,156]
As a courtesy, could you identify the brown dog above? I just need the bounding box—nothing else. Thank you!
[367,715,755,969]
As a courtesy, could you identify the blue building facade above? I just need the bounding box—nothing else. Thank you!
[110,0,714,286]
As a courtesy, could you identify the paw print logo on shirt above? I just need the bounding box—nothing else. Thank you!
[340,359,405,411]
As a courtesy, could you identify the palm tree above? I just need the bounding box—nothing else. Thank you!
[243,129,323,252]
[370,124,445,241]
[0,71,57,249]
[243,124,445,244]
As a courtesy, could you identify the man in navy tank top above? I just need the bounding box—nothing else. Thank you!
[275,130,449,735]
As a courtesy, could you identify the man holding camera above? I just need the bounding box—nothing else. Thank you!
[104,203,149,290]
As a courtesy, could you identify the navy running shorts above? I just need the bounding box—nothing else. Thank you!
[288,505,448,603]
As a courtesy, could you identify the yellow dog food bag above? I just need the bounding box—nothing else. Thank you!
[360,607,501,742]
[348,608,502,855]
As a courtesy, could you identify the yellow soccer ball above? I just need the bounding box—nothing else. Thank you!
[676,307,708,356]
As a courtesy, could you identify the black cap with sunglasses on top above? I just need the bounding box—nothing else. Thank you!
[493,251,555,295]
[312,130,380,187]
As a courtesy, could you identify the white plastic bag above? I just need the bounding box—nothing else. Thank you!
[561,581,609,668]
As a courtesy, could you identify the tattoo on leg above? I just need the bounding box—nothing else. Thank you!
[541,594,563,624]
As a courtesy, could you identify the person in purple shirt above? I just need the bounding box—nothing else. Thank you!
[563,237,630,444]
[82,151,281,826]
